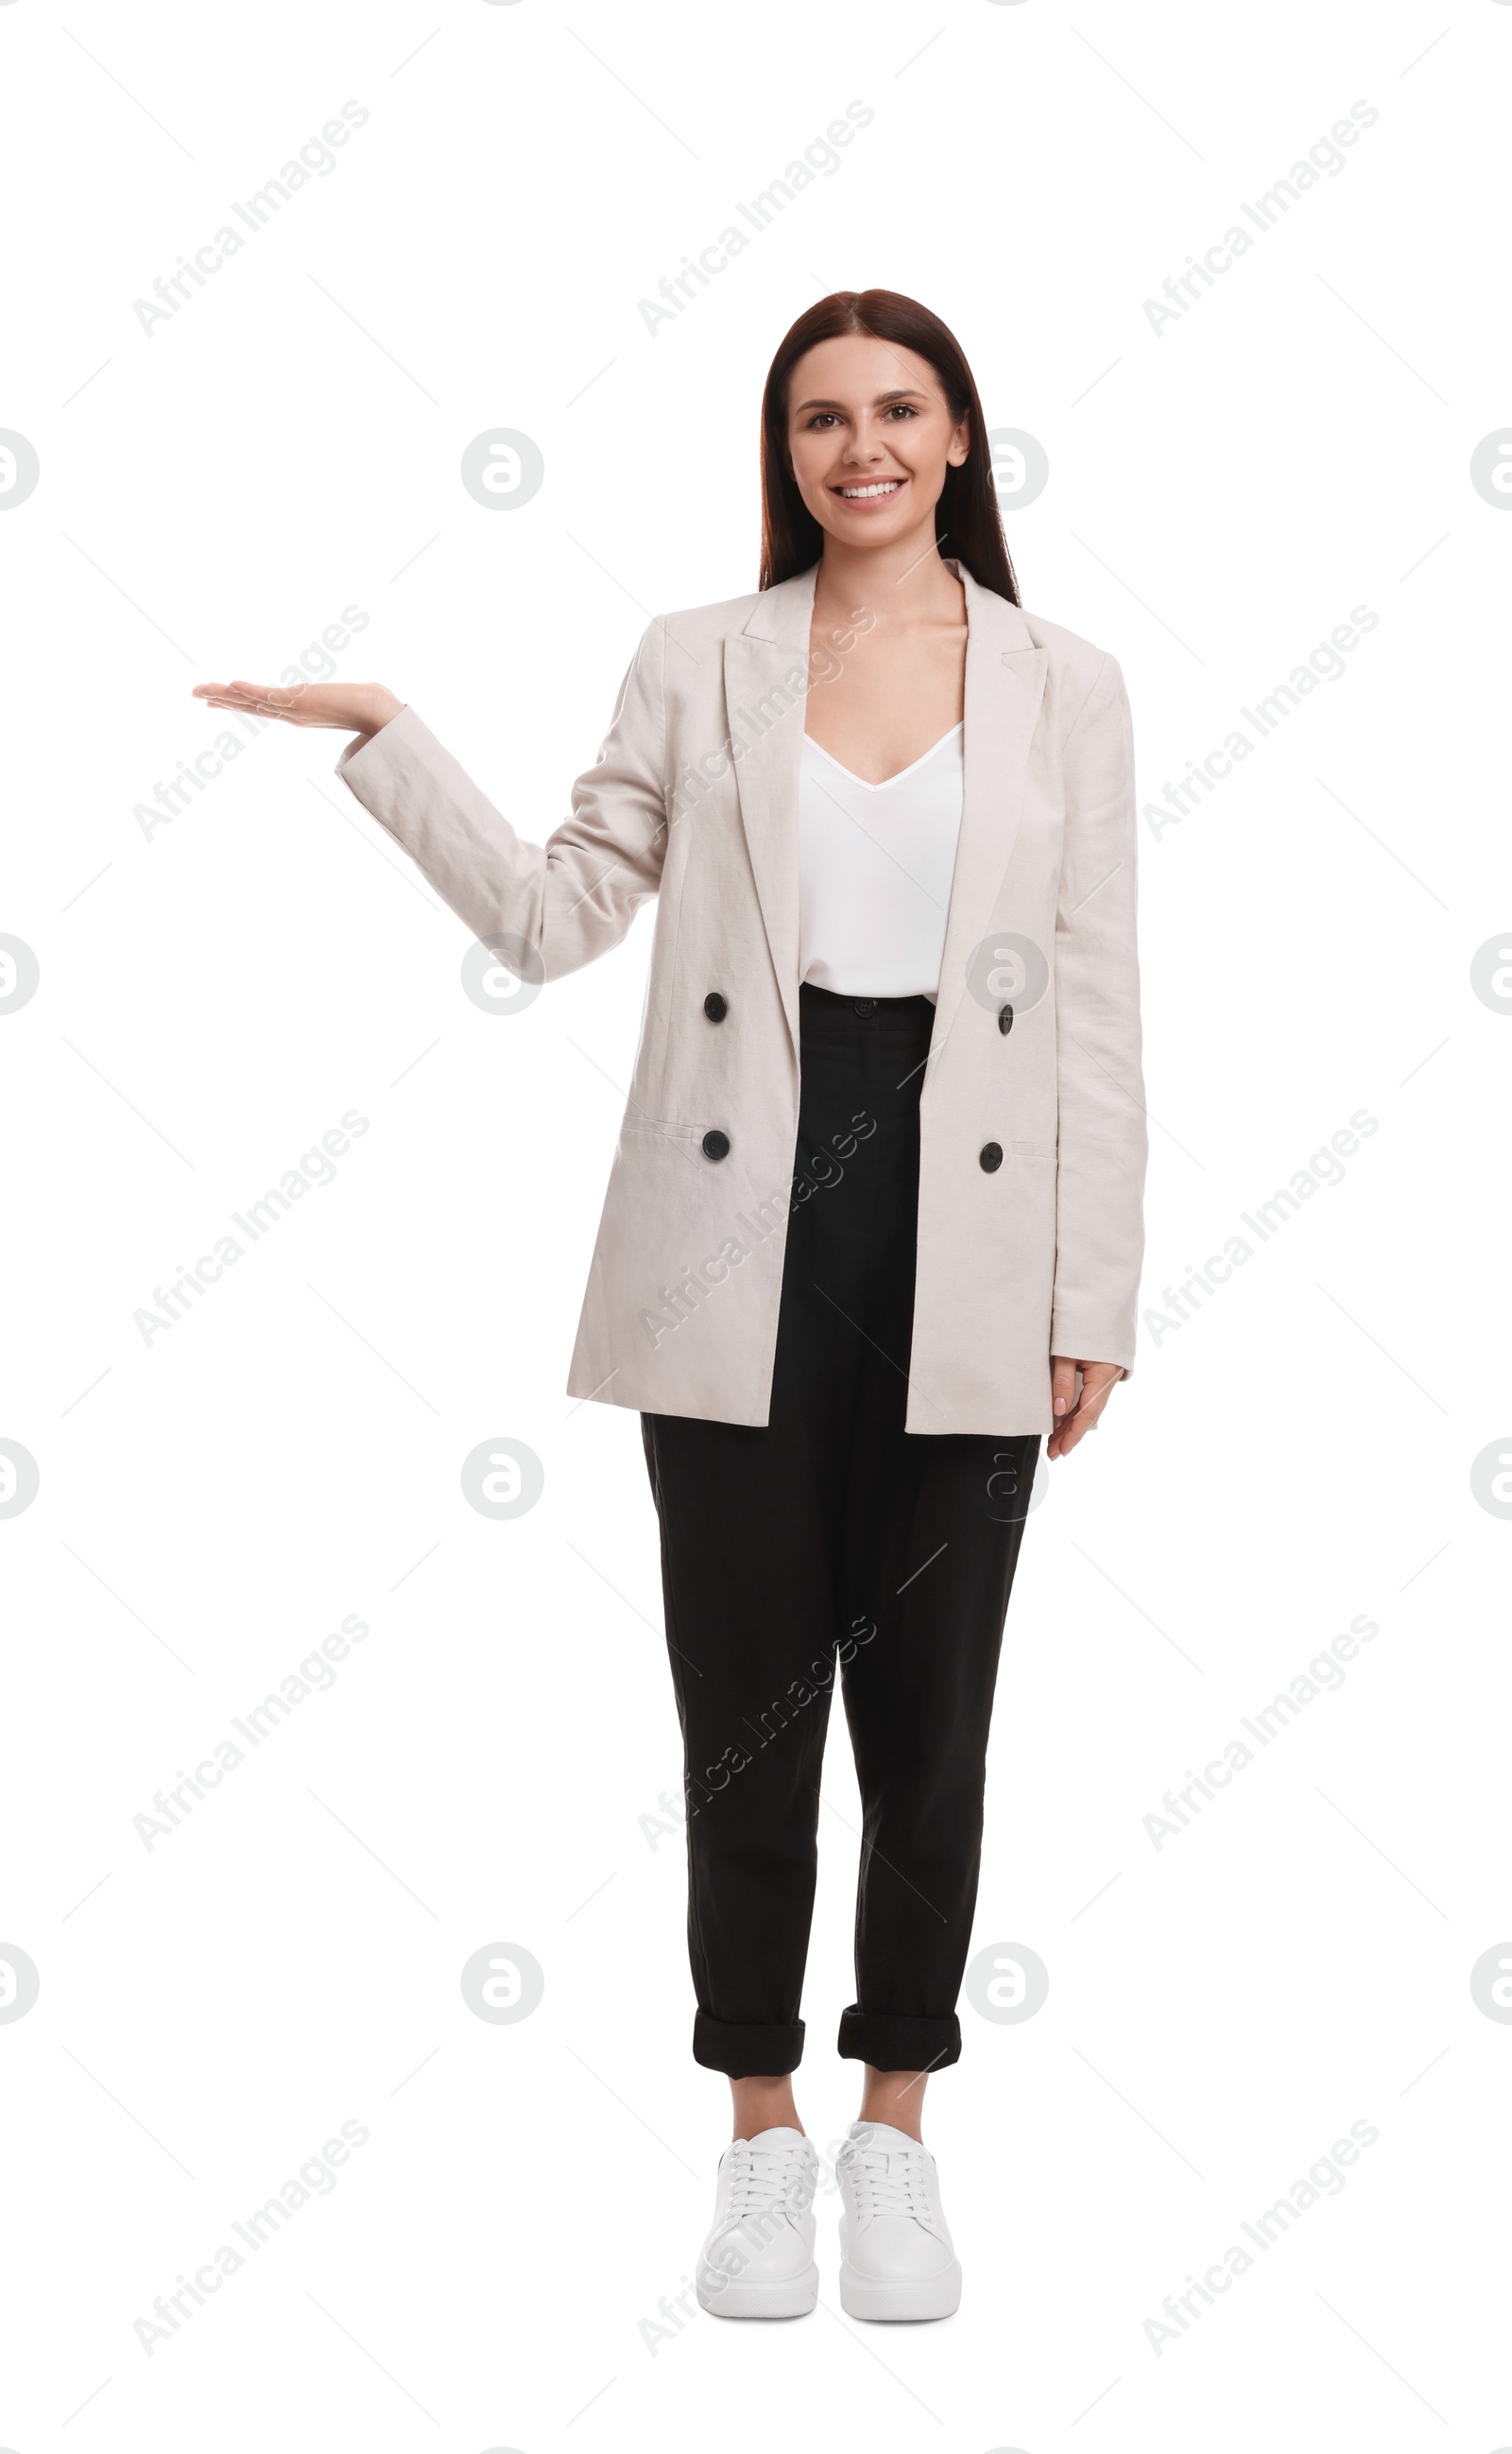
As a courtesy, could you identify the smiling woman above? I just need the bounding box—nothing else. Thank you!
[761,289,1016,609]
[191,285,1145,2332]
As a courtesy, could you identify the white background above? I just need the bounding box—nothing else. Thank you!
[3,0,1510,2445]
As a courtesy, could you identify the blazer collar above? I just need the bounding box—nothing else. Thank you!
[726,559,1047,1076]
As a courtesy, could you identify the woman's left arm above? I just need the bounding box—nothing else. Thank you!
[1048,650,1148,1460]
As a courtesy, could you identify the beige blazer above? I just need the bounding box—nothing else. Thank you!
[337,560,1146,1435]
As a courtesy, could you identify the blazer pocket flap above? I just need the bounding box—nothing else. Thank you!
[621,1115,704,1142]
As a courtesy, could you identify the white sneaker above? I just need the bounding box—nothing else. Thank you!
[696,2126,819,2318]
[836,2119,962,2320]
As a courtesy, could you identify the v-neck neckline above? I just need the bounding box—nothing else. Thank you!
[802,722,962,793]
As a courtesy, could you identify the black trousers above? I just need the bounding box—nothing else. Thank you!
[641,984,1039,2078]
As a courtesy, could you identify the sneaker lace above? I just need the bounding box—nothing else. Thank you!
[725,2137,810,2224]
[837,2137,935,2225]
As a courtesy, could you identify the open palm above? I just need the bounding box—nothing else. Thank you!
[192,677,402,737]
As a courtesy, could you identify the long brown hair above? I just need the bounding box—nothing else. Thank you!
[758,289,1020,603]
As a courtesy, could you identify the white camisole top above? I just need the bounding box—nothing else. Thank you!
[797,723,964,1002]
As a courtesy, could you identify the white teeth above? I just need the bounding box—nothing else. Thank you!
[839,480,902,498]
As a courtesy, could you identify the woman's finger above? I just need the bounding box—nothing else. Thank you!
[1046,1358,1123,1459]
[231,681,304,714]
[193,680,305,723]
[1049,1393,1102,1458]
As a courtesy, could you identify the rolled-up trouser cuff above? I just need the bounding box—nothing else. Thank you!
[694,2012,805,2076]
[836,2006,961,2071]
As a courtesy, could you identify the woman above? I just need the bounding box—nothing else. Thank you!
[195,289,1146,2324]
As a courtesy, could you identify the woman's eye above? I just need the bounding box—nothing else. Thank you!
[884,404,918,420]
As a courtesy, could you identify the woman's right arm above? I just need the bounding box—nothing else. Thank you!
[193,617,670,979]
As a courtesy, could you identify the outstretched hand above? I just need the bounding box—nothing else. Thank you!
[192,679,404,742]
[1047,1357,1124,1460]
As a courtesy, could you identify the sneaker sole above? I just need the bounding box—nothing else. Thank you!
[696,2259,818,2319]
[838,2256,962,2322]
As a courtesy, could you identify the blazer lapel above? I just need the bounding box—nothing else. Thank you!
[724,559,1046,1073]
[927,563,1048,1066]
[725,566,817,1064]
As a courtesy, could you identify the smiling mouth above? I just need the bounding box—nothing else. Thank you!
[833,478,904,500]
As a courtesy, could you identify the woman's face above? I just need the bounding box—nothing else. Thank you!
[784,332,970,553]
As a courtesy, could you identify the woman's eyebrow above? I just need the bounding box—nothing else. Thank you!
[792,388,931,413]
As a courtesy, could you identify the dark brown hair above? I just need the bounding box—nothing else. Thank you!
[758,289,1020,603]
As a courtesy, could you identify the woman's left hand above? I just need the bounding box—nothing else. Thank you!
[1047,1357,1124,1460]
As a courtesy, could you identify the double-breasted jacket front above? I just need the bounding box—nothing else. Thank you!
[337,559,1147,1434]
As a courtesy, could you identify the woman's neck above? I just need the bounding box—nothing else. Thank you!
[812,534,965,637]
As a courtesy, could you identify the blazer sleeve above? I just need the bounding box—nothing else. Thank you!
[1050,650,1148,1374]
[334,616,669,979]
